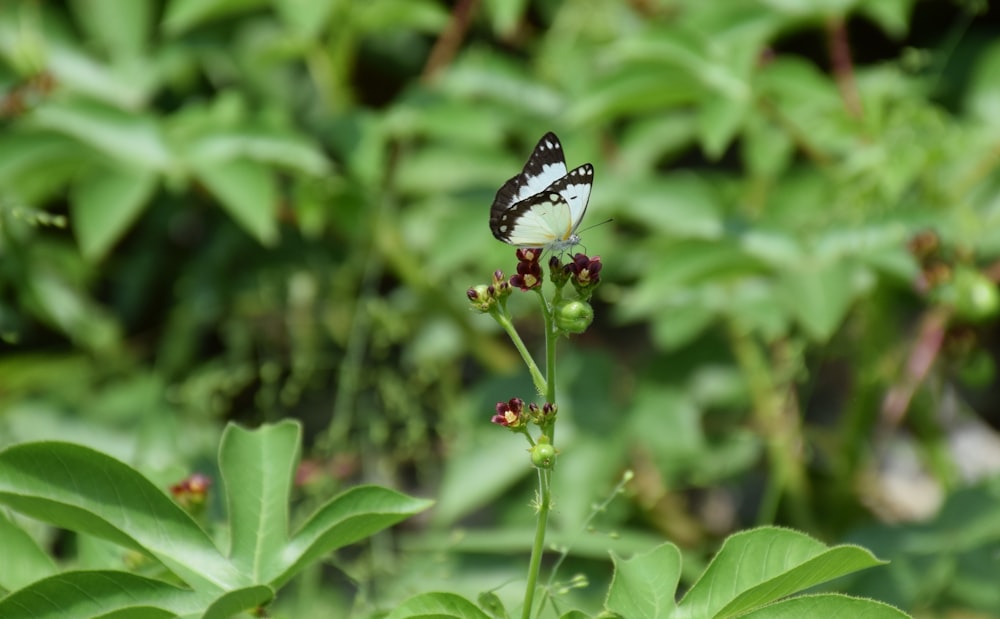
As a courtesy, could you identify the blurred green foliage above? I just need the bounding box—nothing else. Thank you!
[3,0,1000,616]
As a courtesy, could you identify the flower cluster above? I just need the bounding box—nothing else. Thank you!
[527,401,558,423]
[170,472,212,513]
[563,253,602,295]
[491,398,558,430]
[547,252,602,295]
[510,248,544,291]
[467,269,512,312]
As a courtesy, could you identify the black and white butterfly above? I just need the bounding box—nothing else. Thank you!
[489,132,594,252]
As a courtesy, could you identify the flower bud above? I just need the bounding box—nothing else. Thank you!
[554,300,594,334]
[467,284,493,312]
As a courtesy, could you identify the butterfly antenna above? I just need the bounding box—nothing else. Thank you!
[579,218,613,234]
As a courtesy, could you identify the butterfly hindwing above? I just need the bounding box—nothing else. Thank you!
[491,190,574,248]
[489,132,594,251]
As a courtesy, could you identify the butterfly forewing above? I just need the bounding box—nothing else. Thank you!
[490,132,568,214]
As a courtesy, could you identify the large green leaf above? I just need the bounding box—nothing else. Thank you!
[275,485,434,587]
[220,421,299,581]
[677,527,887,617]
[606,543,682,618]
[0,571,204,618]
[739,593,909,618]
[0,441,241,591]
[384,592,492,619]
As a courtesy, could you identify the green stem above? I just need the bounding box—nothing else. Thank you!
[537,288,558,409]
[518,286,560,619]
[521,468,552,619]
[493,306,547,396]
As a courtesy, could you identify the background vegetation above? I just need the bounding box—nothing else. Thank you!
[3,0,1000,616]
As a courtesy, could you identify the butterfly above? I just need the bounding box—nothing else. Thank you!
[489,132,594,252]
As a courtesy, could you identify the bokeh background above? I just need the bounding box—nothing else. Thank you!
[3,0,1000,616]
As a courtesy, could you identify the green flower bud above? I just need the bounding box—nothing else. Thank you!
[467,284,493,312]
[554,300,594,334]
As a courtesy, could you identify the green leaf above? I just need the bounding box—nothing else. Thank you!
[569,66,701,125]
[678,527,887,617]
[777,260,865,342]
[697,93,748,160]
[605,543,682,618]
[441,54,564,117]
[384,592,492,619]
[68,0,153,58]
[221,422,300,581]
[355,0,449,32]
[857,0,917,38]
[25,271,121,353]
[755,0,857,18]
[0,441,241,591]
[739,593,910,618]
[202,585,275,619]
[276,485,433,587]
[0,510,58,591]
[195,158,279,246]
[741,110,794,177]
[483,0,528,36]
[0,133,87,187]
[30,101,172,171]
[273,0,336,40]
[183,131,331,176]
[609,173,723,237]
[71,164,158,261]
[163,0,270,35]
[0,571,204,619]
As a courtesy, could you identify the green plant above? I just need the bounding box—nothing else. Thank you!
[381,241,910,617]
[0,421,432,617]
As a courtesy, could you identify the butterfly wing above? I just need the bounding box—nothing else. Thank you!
[547,163,593,233]
[491,132,568,216]
[491,191,575,248]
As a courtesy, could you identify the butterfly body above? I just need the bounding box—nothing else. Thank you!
[489,132,593,251]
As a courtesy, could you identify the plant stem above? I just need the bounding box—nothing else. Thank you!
[518,287,560,618]
[536,288,559,437]
[521,467,552,619]
[493,307,548,396]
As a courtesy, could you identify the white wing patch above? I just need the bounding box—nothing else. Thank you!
[489,133,594,251]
